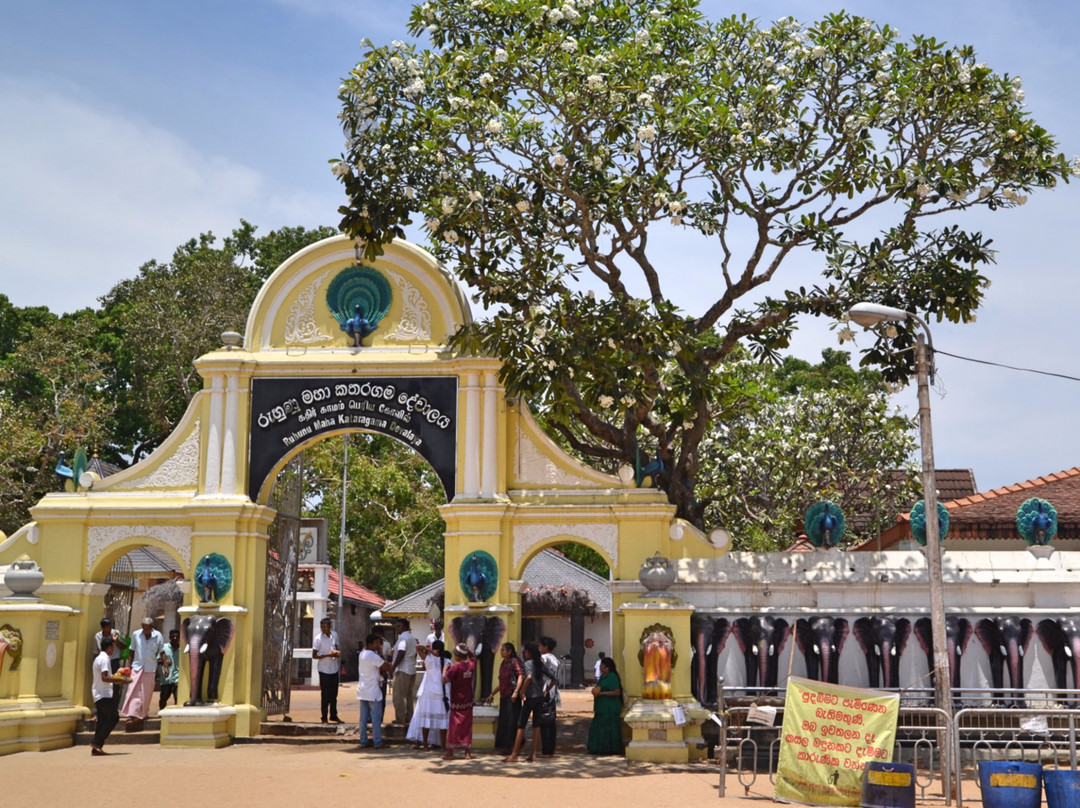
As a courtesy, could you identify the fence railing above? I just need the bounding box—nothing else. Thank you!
[711,683,1080,805]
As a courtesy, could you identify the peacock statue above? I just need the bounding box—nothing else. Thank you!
[910,499,950,547]
[465,554,488,602]
[194,553,233,603]
[805,501,846,548]
[1016,497,1058,546]
[326,265,393,347]
[55,448,88,491]
[634,446,665,488]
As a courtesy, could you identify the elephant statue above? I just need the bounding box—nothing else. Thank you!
[853,617,911,690]
[795,617,849,685]
[449,615,505,700]
[732,616,791,694]
[975,616,1033,707]
[914,616,972,704]
[691,615,730,708]
[851,617,911,687]
[181,615,235,706]
[1037,617,1080,705]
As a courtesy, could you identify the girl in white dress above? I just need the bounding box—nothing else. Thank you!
[406,639,449,750]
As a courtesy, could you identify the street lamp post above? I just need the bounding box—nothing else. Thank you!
[848,303,953,781]
[338,434,348,620]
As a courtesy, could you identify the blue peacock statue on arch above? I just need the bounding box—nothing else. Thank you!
[325,265,393,347]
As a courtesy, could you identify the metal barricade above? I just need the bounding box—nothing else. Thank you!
[952,687,1080,808]
[714,683,953,804]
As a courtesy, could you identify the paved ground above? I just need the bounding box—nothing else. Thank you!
[8,685,955,807]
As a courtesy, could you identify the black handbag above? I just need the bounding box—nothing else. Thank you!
[535,695,556,726]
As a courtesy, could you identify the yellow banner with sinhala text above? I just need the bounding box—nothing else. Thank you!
[773,676,900,806]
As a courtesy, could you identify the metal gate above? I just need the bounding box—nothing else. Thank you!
[261,454,303,717]
[103,555,137,635]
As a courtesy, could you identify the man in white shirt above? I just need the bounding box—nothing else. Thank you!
[94,617,122,708]
[121,616,165,732]
[312,617,342,723]
[357,633,391,747]
[390,618,418,725]
[426,618,444,648]
[91,635,125,755]
[594,651,606,683]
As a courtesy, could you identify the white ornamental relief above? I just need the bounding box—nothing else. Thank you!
[384,270,431,342]
[516,425,596,487]
[115,421,200,490]
[87,524,192,572]
[513,522,618,570]
[284,270,333,345]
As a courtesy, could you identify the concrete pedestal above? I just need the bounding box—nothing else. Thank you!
[472,703,498,749]
[0,600,88,756]
[160,705,236,748]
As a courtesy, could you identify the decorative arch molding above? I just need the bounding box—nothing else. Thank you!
[512,406,615,489]
[283,270,333,345]
[86,524,193,574]
[112,420,201,491]
[512,522,618,573]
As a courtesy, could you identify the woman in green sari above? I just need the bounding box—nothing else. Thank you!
[587,656,624,755]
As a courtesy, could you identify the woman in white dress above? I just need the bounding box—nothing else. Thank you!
[406,639,449,750]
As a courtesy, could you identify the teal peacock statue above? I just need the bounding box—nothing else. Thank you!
[805,501,845,548]
[910,500,950,547]
[325,265,393,346]
[1016,497,1058,546]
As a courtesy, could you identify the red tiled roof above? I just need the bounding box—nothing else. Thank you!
[317,567,386,608]
[785,535,817,553]
[857,466,1080,549]
[928,469,978,502]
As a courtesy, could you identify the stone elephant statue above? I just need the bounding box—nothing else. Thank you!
[975,616,1033,707]
[853,616,911,690]
[914,615,972,704]
[691,615,730,708]
[181,615,235,706]
[795,617,848,685]
[732,615,790,694]
[1037,617,1080,705]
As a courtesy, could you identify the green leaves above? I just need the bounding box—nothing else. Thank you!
[334,0,1071,529]
[305,434,446,600]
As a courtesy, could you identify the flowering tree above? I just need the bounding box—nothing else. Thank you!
[334,0,1074,527]
[699,350,919,550]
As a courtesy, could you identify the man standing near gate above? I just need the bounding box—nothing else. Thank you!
[121,617,165,732]
[390,617,418,725]
[313,617,343,723]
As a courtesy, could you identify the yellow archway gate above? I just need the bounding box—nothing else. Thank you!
[0,236,726,756]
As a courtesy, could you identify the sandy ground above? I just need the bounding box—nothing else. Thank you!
[3,686,955,807]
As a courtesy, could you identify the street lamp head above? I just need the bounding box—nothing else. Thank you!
[847,302,911,328]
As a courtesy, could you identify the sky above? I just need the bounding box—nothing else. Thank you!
[2,0,1078,497]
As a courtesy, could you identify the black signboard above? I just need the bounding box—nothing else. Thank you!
[249,376,458,502]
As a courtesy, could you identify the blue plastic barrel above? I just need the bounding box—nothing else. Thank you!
[1045,768,1080,808]
[978,760,1042,808]
[860,761,915,808]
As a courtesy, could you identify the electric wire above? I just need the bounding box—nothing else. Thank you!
[933,348,1080,383]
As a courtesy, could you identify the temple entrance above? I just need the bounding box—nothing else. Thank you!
[0,234,711,757]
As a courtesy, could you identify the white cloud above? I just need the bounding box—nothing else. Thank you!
[0,77,334,313]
